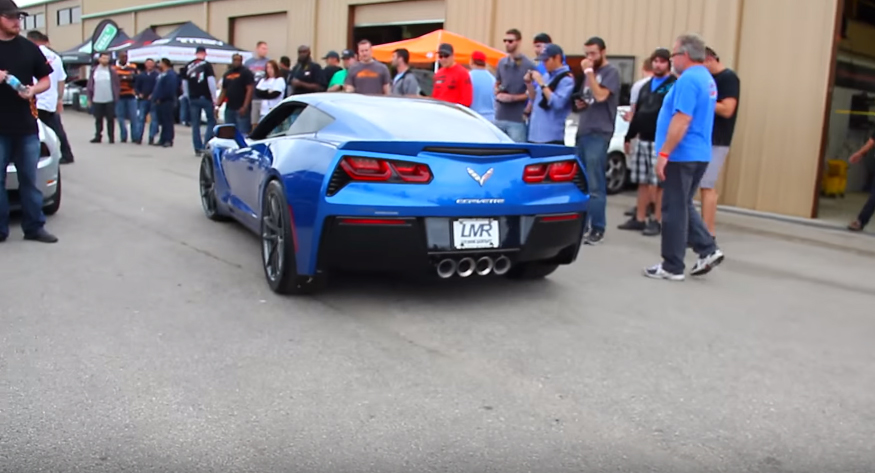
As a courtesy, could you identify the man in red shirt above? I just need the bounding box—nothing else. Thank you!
[432,43,472,107]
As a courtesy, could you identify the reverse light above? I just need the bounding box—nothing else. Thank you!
[523,160,579,183]
[338,156,433,184]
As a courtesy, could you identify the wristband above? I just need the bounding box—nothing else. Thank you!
[658,152,669,159]
[584,68,594,75]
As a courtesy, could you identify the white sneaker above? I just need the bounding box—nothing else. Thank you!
[690,249,725,276]
[643,263,685,281]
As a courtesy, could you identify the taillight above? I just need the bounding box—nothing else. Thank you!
[523,160,579,183]
[339,156,433,183]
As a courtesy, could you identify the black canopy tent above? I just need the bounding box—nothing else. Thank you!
[126,21,251,64]
[107,27,162,54]
[59,30,132,65]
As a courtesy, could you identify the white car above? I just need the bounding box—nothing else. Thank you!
[5,120,62,215]
[564,105,631,195]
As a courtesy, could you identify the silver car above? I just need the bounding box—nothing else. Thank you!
[5,120,62,215]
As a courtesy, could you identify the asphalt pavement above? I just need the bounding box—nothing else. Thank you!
[1,113,874,472]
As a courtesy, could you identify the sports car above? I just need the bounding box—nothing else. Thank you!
[201,93,590,295]
[5,120,62,216]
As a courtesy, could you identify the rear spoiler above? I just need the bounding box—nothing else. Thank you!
[336,140,576,159]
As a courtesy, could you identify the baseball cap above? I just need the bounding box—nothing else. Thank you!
[537,43,564,62]
[195,46,207,54]
[533,33,552,44]
[650,47,671,62]
[438,43,453,56]
[471,51,486,62]
[341,49,355,59]
[0,0,26,15]
[323,50,340,60]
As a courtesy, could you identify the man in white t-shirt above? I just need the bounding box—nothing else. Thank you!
[26,30,74,164]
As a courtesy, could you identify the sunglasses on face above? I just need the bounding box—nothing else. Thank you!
[1,13,24,20]
[503,39,515,43]
[438,54,449,58]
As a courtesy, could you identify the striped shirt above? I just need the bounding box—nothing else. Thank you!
[114,63,138,97]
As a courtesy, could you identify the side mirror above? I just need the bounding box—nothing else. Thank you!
[213,124,247,148]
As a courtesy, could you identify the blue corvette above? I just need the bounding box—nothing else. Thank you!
[201,93,590,295]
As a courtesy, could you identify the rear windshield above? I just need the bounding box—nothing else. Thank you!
[341,99,511,143]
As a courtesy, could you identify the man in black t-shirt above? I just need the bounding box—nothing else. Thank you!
[701,46,740,238]
[0,0,58,243]
[183,46,217,154]
[216,53,255,134]
[321,51,342,89]
[288,45,325,95]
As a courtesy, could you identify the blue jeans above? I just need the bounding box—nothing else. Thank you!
[0,134,45,237]
[576,133,610,232]
[156,101,175,145]
[179,95,190,124]
[224,105,251,135]
[115,96,136,142]
[661,161,717,274]
[132,99,159,143]
[493,119,527,143]
[189,96,216,151]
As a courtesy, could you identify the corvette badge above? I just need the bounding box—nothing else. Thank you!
[467,167,494,186]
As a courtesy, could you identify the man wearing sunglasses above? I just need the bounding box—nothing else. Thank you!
[0,0,58,244]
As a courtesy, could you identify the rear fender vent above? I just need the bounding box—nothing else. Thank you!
[572,166,588,194]
[39,142,50,158]
[326,165,351,196]
[422,147,529,156]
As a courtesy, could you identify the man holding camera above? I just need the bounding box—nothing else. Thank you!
[526,44,574,145]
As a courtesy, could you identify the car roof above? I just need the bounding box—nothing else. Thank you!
[287,93,512,143]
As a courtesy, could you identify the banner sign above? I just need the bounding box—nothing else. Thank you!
[91,19,120,53]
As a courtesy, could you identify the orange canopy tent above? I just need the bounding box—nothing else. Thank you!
[371,29,505,68]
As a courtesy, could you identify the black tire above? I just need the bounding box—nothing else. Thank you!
[261,180,325,295]
[505,262,559,280]
[605,151,628,195]
[43,170,61,216]
[199,155,229,221]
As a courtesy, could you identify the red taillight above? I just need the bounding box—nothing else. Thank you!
[341,157,392,181]
[339,156,433,183]
[523,160,579,183]
[541,214,579,222]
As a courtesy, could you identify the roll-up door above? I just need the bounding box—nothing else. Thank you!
[354,0,445,26]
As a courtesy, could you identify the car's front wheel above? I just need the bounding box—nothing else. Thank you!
[605,151,628,195]
[261,180,325,295]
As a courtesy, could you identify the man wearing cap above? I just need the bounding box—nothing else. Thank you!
[322,51,342,88]
[529,33,567,115]
[469,51,496,121]
[390,48,421,97]
[619,48,675,236]
[432,43,472,107]
[328,49,355,92]
[0,0,58,243]
[494,28,536,142]
[183,46,217,154]
[26,30,75,165]
[289,45,325,95]
[701,46,740,239]
[526,44,574,145]
[345,39,391,95]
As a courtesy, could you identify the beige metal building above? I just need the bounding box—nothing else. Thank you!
[21,0,854,219]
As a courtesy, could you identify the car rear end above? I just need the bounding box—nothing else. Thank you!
[5,122,61,211]
[314,141,589,278]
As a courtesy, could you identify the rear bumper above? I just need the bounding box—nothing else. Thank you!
[317,212,586,273]
[5,159,60,210]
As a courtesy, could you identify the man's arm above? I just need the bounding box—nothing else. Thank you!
[587,66,619,103]
[715,74,739,118]
[850,135,875,164]
[546,74,574,108]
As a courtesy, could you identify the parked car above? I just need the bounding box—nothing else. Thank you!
[564,105,631,194]
[62,78,88,111]
[5,120,62,216]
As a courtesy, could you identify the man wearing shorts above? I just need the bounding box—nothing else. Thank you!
[701,46,740,238]
[618,48,675,236]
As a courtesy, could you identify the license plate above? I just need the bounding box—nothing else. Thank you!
[452,218,500,249]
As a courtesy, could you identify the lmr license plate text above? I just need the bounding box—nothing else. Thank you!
[453,219,500,249]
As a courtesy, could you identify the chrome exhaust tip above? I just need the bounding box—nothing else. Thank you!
[436,259,457,279]
[475,256,494,276]
[456,257,476,278]
[493,255,512,275]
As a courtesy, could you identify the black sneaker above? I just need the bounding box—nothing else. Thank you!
[617,218,646,231]
[90,137,101,143]
[585,230,604,245]
[24,230,58,243]
[642,220,661,236]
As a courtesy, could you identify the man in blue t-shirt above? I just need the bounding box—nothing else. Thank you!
[645,33,724,281]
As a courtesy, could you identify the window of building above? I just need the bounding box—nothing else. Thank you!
[57,7,80,26]
[35,13,45,28]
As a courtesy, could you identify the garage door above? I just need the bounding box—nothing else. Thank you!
[354,0,445,26]
[153,23,183,36]
[231,13,288,55]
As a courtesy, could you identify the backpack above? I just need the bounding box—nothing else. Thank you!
[538,71,574,110]
[397,69,428,96]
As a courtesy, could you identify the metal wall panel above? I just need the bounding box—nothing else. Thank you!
[84,12,135,40]
[355,0,444,26]
[46,0,84,51]
[83,0,150,15]
[721,0,839,217]
[136,4,205,33]
[231,13,289,54]
[210,0,315,56]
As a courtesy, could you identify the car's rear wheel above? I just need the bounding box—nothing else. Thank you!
[606,151,628,195]
[505,261,559,280]
[199,155,229,221]
[261,180,325,295]
[43,170,61,216]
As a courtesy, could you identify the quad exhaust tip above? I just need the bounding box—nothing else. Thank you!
[436,258,457,279]
[475,256,494,276]
[493,256,511,275]
[456,257,476,278]
[435,255,512,278]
